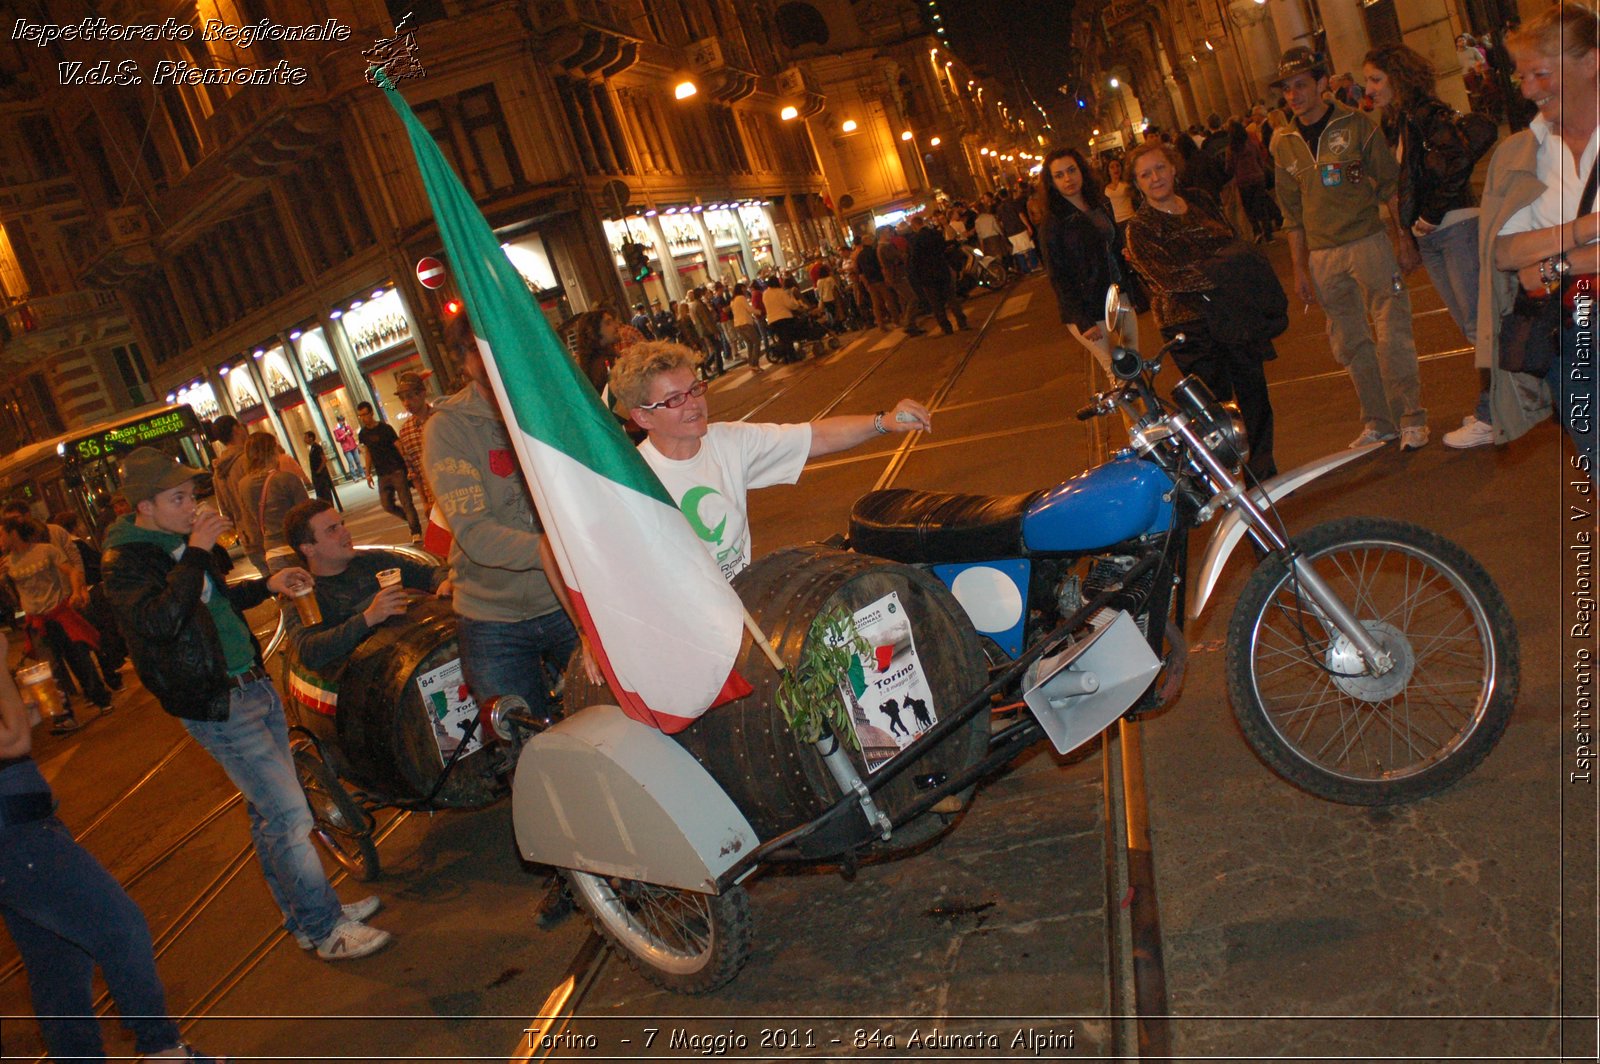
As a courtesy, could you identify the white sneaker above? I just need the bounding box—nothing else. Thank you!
[1349,427,1398,448]
[1399,424,1430,451]
[296,896,383,950]
[314,919,392,961]
[1443,415,1495,449]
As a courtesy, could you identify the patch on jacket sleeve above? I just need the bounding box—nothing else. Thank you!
[488,449,516,477]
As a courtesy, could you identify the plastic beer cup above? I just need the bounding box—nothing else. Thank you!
[291,585,322,626]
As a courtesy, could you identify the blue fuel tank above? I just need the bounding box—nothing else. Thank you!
[1021,455,1174,552]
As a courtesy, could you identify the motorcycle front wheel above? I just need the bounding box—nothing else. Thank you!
[1226,517,1517,805]
[564,870,753,994]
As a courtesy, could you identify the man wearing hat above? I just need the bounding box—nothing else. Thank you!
[1268,45,1428,451]
[394,369,436,516]
[101,447,392,961]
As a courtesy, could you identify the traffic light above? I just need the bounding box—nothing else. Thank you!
[444,298,462,316]
[622,241,652,282]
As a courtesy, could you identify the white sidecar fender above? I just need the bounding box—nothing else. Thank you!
[1189,443,1383,620]
[511,704,758,894]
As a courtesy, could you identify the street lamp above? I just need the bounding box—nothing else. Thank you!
[781,105,799,120]
[930,136,942,146]
[1109,77,1119,88]
[674,80,697,99]
[841,119,857,132]
[901,130,914,141]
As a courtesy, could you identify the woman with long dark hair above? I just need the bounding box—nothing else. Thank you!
[1363,43,1493,448]
[1032,147,1135,376]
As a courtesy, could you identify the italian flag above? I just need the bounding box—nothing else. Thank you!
[379,75,749,731]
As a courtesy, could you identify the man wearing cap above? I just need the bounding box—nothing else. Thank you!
[101,447,392,962]
[1268,46,1428,451]
[394,370,437,517]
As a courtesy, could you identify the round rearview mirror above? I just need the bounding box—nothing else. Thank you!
[1104,284,1128,333]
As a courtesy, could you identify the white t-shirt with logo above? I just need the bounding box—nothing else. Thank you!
[639,421,812,580]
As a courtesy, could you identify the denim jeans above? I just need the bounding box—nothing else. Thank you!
[340,447,363,478]
[182,680,343,945]
[1547,292,1599,480]
[376,469,421,536]
[457,609,579,720]
[1418,219,1490,421]
[0,762,181,1060]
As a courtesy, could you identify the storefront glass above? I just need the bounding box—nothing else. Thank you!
[223,362,263,413]
[340,288,412,362]
[602,217,674,311]
[363,355,425,427]
[703,209,748,283]
[658,213,711,291]
[500,233,575,329]
[176,381,221,421]
[292,326,339,381]
[739,206,777,272]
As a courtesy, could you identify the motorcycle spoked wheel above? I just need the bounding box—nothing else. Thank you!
[1226,517,1517,805]
[564,870,753,994]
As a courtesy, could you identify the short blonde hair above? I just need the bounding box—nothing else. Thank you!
[1508,1,1598,61]
[609,341,701,410]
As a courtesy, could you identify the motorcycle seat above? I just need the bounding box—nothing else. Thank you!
[849,488,1040,564]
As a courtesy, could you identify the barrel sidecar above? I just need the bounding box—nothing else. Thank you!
[282,595,503,811]
[515,546,991,993]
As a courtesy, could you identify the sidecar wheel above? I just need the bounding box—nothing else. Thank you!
[564,871,753,994]
[1226,517,1517,805]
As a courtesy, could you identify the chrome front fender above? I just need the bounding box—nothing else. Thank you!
[1188,443,1383,620]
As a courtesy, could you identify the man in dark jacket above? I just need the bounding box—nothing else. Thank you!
[101,447,392,961]
[908,214,968,334]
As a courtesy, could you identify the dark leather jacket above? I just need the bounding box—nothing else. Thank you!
[102,539,269,722]
[1041,195,1120,330]
[1395,96,1478,229]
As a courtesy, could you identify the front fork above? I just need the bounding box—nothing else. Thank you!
[1170,415,1395,676]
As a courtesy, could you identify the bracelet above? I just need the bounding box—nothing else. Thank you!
[872,411,888,435]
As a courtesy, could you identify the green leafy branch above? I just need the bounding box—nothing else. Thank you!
[775,606,871,747]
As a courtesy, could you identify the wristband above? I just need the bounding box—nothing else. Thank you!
[873,411,889,435]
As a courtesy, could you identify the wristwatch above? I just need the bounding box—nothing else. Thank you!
[873,411,889,435]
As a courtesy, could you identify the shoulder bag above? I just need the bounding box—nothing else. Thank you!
[1498,159,1598,375]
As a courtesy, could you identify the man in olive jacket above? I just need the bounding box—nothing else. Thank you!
[101,447,391,961]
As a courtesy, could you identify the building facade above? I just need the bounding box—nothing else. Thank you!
[0,0,1029,491]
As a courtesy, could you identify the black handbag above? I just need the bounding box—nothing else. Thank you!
[1498,160,1598,376]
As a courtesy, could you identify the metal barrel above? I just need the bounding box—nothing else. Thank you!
[566,545,989,850]
[285,596,501,809]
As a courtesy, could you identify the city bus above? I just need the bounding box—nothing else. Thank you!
[0,403,214,537]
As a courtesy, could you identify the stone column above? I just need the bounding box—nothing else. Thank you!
[1231,0,1285,102]
[1269,0,1313,51]
[646,218,684,301]
[1318,0,1371,81]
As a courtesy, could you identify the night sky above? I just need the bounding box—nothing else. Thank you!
[936,0,1080,134]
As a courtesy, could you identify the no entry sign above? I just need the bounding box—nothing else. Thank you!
[416,256,446,290]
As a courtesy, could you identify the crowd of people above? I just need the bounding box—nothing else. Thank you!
[3,6,1596,1059]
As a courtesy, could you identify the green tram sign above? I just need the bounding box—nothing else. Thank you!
[67,408,197,463]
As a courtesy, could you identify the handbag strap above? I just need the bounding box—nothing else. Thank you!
[1580,155,1600,218]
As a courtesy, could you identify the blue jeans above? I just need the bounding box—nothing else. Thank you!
[340,447,363,478]
[0,762,182,1060]
[457,609,579,720]
[1547,292,1599,480]
[1417,219,1489,421]
[182,680,343,945]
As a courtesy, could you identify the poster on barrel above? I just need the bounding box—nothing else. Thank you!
[415,659,485,764]
[834,591,939,772]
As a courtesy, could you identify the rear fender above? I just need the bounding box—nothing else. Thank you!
[511,704,758,894]
[1188,443,1382,620]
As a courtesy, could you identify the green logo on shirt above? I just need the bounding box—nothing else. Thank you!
[680,486,727,545]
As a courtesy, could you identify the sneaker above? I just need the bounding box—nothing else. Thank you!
[535,879,575,931]
[1399,424,1430,451]
[1443,415,1495,449]
[314,919,392,961]
[295,896,382,949]
[1349,427,1399,448]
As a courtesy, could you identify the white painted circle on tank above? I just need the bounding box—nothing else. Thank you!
[950,566,1025,633]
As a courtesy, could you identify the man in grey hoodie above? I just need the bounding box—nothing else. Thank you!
[422,318,583,725]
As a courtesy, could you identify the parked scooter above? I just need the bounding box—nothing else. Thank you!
[497,285,1518,993]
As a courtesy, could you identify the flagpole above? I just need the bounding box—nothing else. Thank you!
[741,609,787,673]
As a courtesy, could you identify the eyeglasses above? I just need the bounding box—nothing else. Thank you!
[636,379,709,411]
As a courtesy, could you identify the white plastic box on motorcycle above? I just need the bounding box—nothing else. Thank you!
[499,285,1518,994]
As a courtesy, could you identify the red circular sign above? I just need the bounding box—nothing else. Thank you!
[416,257,446,290]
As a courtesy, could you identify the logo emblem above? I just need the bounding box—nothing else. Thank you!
[1327,128,1350,155]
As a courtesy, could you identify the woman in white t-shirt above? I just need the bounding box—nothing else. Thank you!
[0,515,111,709]
[611,342,931,578]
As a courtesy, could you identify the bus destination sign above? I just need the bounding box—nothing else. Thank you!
[71,410,192,461]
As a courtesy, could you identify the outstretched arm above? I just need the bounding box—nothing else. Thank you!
[808,398,932,458]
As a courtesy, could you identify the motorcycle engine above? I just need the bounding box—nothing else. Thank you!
[1062,554,1159,637]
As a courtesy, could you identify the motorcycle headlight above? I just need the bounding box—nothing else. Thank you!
[1171,375,1250,471]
